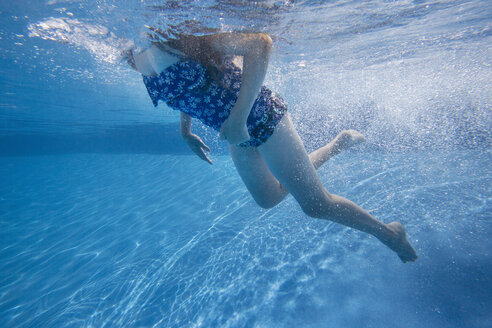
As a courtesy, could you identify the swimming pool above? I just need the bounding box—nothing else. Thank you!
[1,1,491,327]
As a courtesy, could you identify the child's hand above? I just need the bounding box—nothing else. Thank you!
[183,133,213,164]
[219,115,250,145]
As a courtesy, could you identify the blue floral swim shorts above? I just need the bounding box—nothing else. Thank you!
[142,57,287,147]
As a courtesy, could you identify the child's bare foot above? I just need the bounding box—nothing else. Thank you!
[385,222,418,263]
[334,130,365,151]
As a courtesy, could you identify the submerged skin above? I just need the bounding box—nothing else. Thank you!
[132,33,418,263]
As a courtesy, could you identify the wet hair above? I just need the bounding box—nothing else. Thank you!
[146,27,226,85]
[123,49,138,71]
[165,35,224,81]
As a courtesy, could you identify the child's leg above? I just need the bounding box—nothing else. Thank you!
[229,145,286,209]
[309,130,365,169]
[258,115,417,262]
[229,129,364,208]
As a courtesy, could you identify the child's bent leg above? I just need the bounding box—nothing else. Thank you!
[309,130,365,170]
[258,115,417,262]
[229,144,287,209]
[229,130,363,209]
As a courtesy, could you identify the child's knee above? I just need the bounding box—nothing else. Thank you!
[299,191,337,218]
[254,198,279,209]
[300,204,323,218]
[252,193,282,209]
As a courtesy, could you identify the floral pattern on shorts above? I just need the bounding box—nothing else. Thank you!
[143,58,287,147]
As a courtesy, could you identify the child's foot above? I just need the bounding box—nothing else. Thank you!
[334,130,365,151]
[385,222,418,263]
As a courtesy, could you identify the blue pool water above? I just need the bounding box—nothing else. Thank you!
[1,1,491,327]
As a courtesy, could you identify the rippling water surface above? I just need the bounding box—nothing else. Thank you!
[0,1,491,327]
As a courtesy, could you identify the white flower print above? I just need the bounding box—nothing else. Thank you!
[144,59,287,147]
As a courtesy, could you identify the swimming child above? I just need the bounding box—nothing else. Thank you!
[126,32,417,263]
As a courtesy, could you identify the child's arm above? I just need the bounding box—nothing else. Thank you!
[199,33,273,144]
[180,112,212,164]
